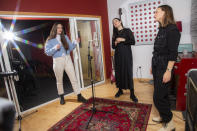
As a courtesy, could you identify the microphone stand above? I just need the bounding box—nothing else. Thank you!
[85,41,114,129]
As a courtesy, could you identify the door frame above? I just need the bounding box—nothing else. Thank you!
[0,11,106,114]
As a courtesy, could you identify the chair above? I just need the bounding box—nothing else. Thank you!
[185,69,197,131]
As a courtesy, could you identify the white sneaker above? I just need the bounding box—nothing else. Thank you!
[152,116,162,123]
[158,119,175,131]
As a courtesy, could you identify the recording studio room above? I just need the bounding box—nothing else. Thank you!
[0,0,196,131]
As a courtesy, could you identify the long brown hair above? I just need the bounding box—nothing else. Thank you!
[158,5,176,27]
[46,22,69,50]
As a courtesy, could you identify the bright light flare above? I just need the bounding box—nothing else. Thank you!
[3,31,15,41]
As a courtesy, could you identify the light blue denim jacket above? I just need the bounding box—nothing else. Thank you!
[45,35,76,58]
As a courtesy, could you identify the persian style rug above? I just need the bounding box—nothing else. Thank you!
[48,97,152,131]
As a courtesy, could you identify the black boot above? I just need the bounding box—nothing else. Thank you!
[130,90,138,103]
[60,94,65,105]
[77,94,87,103]
[115,89,123,98]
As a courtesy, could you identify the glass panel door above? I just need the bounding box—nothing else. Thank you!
[75,19,104,87]
[0,18,74,112]
[0,16,105,113]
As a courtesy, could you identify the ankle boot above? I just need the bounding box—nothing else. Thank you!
[60,94,65,105]
[77,94,87,103]
[158,119,175,131]
[152,116,162,123]
[115,89,123,98]
[130,90,138,103]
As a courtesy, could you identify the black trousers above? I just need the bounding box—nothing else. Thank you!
[152,57,173,123]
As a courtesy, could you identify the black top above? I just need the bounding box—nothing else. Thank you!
[112,28,135,49]
[153,24,181,61]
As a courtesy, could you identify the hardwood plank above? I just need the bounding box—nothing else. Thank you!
[13,80,185,131]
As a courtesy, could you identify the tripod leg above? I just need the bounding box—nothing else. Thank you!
[85,108,96,129]
[85,112,94,129]
[16,110,37,131]
[18,115,22,131]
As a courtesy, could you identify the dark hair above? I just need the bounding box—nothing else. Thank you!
[158,5,176,27]
[46,22,69,50]
[112,18,124,38]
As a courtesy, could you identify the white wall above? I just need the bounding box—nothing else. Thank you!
[107,0,192,79]
[166,0,192,44]
[191,0,197,51]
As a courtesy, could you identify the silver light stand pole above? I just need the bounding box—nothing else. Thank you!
[0,40,22,131]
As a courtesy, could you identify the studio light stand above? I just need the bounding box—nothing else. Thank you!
[0,20,38,131]
[85,41,114,129]
[0,41,37,131]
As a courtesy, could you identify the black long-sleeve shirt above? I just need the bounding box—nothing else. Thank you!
[112,28,135,49]
[153,24,181,61]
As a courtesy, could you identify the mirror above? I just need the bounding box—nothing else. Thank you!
[0,18,74,111]
[76,20,104,86]
[0,16,105,113]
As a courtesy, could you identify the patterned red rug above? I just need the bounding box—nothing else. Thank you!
[48,97,152,131]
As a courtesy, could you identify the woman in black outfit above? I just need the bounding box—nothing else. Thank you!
[151,5,181,131]
[112,18,138,103]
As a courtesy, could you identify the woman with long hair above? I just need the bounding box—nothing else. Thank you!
[151,5,181,131]
[45,22,86,105]
[112,18,138,103]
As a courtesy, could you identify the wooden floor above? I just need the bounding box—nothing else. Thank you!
[14,80,185,131]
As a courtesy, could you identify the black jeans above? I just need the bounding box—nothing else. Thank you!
[152,56,173,123]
